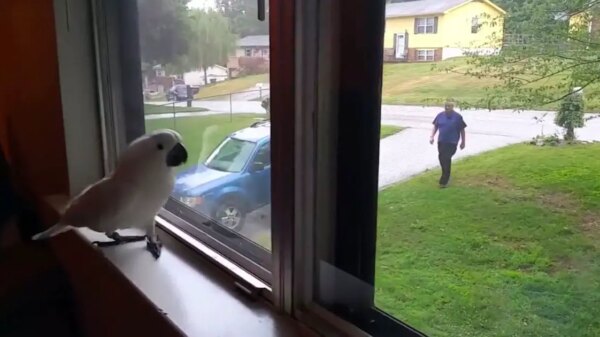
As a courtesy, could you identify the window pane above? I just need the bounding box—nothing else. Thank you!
[138,0,272,268]
[378,1,600,336]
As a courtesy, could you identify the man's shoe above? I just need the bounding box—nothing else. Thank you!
[439,183,448,188]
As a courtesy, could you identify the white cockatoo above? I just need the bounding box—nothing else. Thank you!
[32,129,188,258]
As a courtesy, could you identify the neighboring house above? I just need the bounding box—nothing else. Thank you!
[235,35,270,59]
[384,0,506,62]
[143,64,183,95]
[183,65,229,86]
[227,35,270,77]
[570,6,600,36]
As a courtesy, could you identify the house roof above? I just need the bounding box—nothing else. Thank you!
[386,0,506,18]
[237,35,269,47]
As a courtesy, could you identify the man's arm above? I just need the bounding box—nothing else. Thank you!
[460,128,466,149]
[430,125,438,144]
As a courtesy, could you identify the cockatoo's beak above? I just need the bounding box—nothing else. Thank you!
[166,143,188,167]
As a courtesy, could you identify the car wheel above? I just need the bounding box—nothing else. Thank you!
[214,198,246,231]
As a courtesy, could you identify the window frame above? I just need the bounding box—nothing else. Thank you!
[416,17,435,34]
[91,0,278,286]
[291,0,428,335]
[93,0,429,335]
[245,48,252,56]
[471,16,481,34]
[416,49,435,61]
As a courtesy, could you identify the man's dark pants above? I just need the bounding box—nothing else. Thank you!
[438,142,457,186]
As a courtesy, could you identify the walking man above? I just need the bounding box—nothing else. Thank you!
[430,100,467,188]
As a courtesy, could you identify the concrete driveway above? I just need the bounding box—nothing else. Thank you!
[378,105,600,189]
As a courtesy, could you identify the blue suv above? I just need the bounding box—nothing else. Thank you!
[173,121,271,230]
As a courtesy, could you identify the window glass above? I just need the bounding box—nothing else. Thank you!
[416,17,435,34]
[378,0,600,336]
[417,49,434,61]
[472,16,480,33]
[138,0,272,270]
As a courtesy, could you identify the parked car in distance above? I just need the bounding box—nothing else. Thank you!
[166,84,200,101]
[173,121,271,231]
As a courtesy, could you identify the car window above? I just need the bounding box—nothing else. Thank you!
[205,137,256,172]
[253,143,270,166]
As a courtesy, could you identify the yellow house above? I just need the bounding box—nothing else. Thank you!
[384,0,506,62]
[569,7,600,35]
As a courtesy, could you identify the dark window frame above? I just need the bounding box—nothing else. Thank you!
[293,0,428,335]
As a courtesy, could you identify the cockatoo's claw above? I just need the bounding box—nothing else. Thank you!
[146,236,162,259]
[92,240,122,247]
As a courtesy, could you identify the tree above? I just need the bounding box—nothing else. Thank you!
[442,0,600,111]
[185,9,237,85]
[216,0,268,37]
[556,91,585,140]
[138,0,191,66]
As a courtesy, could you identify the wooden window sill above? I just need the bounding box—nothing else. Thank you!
[41,195,319,337]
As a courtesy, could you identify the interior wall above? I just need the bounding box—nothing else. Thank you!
[0,0,70,198]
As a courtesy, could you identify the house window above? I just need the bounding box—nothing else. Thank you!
[244,48,252,56]
[415,17,436,34]
[472,16,481,33]
[417,49,435,61]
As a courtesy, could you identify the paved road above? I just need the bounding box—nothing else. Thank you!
[146,100,266,118]
[378,105,600,188]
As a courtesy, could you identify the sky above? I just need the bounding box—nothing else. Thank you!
[188,0,216,10]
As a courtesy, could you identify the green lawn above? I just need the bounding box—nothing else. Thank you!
[195,74,269,99]
[381,125,405,139]
[381,58,600,111]
[145,114,264,171]
[144,104,208,115]
[376,143,600,337]
[176,60,600,111]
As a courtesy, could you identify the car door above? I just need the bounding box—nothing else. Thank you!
[246,142,271,209]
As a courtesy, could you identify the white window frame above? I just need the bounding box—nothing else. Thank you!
[416,17,435,34]
[471,16,481,34]
[245,48,252,56]
[416,49,435,61]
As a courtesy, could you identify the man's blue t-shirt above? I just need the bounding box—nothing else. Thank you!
[433,111,467,144]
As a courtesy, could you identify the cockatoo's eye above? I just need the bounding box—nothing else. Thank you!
[157,144,164,150]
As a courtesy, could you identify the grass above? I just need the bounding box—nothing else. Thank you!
[381,125,405,139]
[195,74,269,99]
[143,104,208,115]
[144,114,264,171]
[376,143,600,337]
[177,60,600,111]
[381,58,600,111]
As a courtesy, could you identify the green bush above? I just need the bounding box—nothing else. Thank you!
[555,93,584,141]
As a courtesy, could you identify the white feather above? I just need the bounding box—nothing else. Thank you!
[30,130,184,241]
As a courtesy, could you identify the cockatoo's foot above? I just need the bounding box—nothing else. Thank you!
[146,235,162,259]
[92,232,147,247]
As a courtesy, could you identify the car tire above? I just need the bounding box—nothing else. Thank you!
[214,197,246,231]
